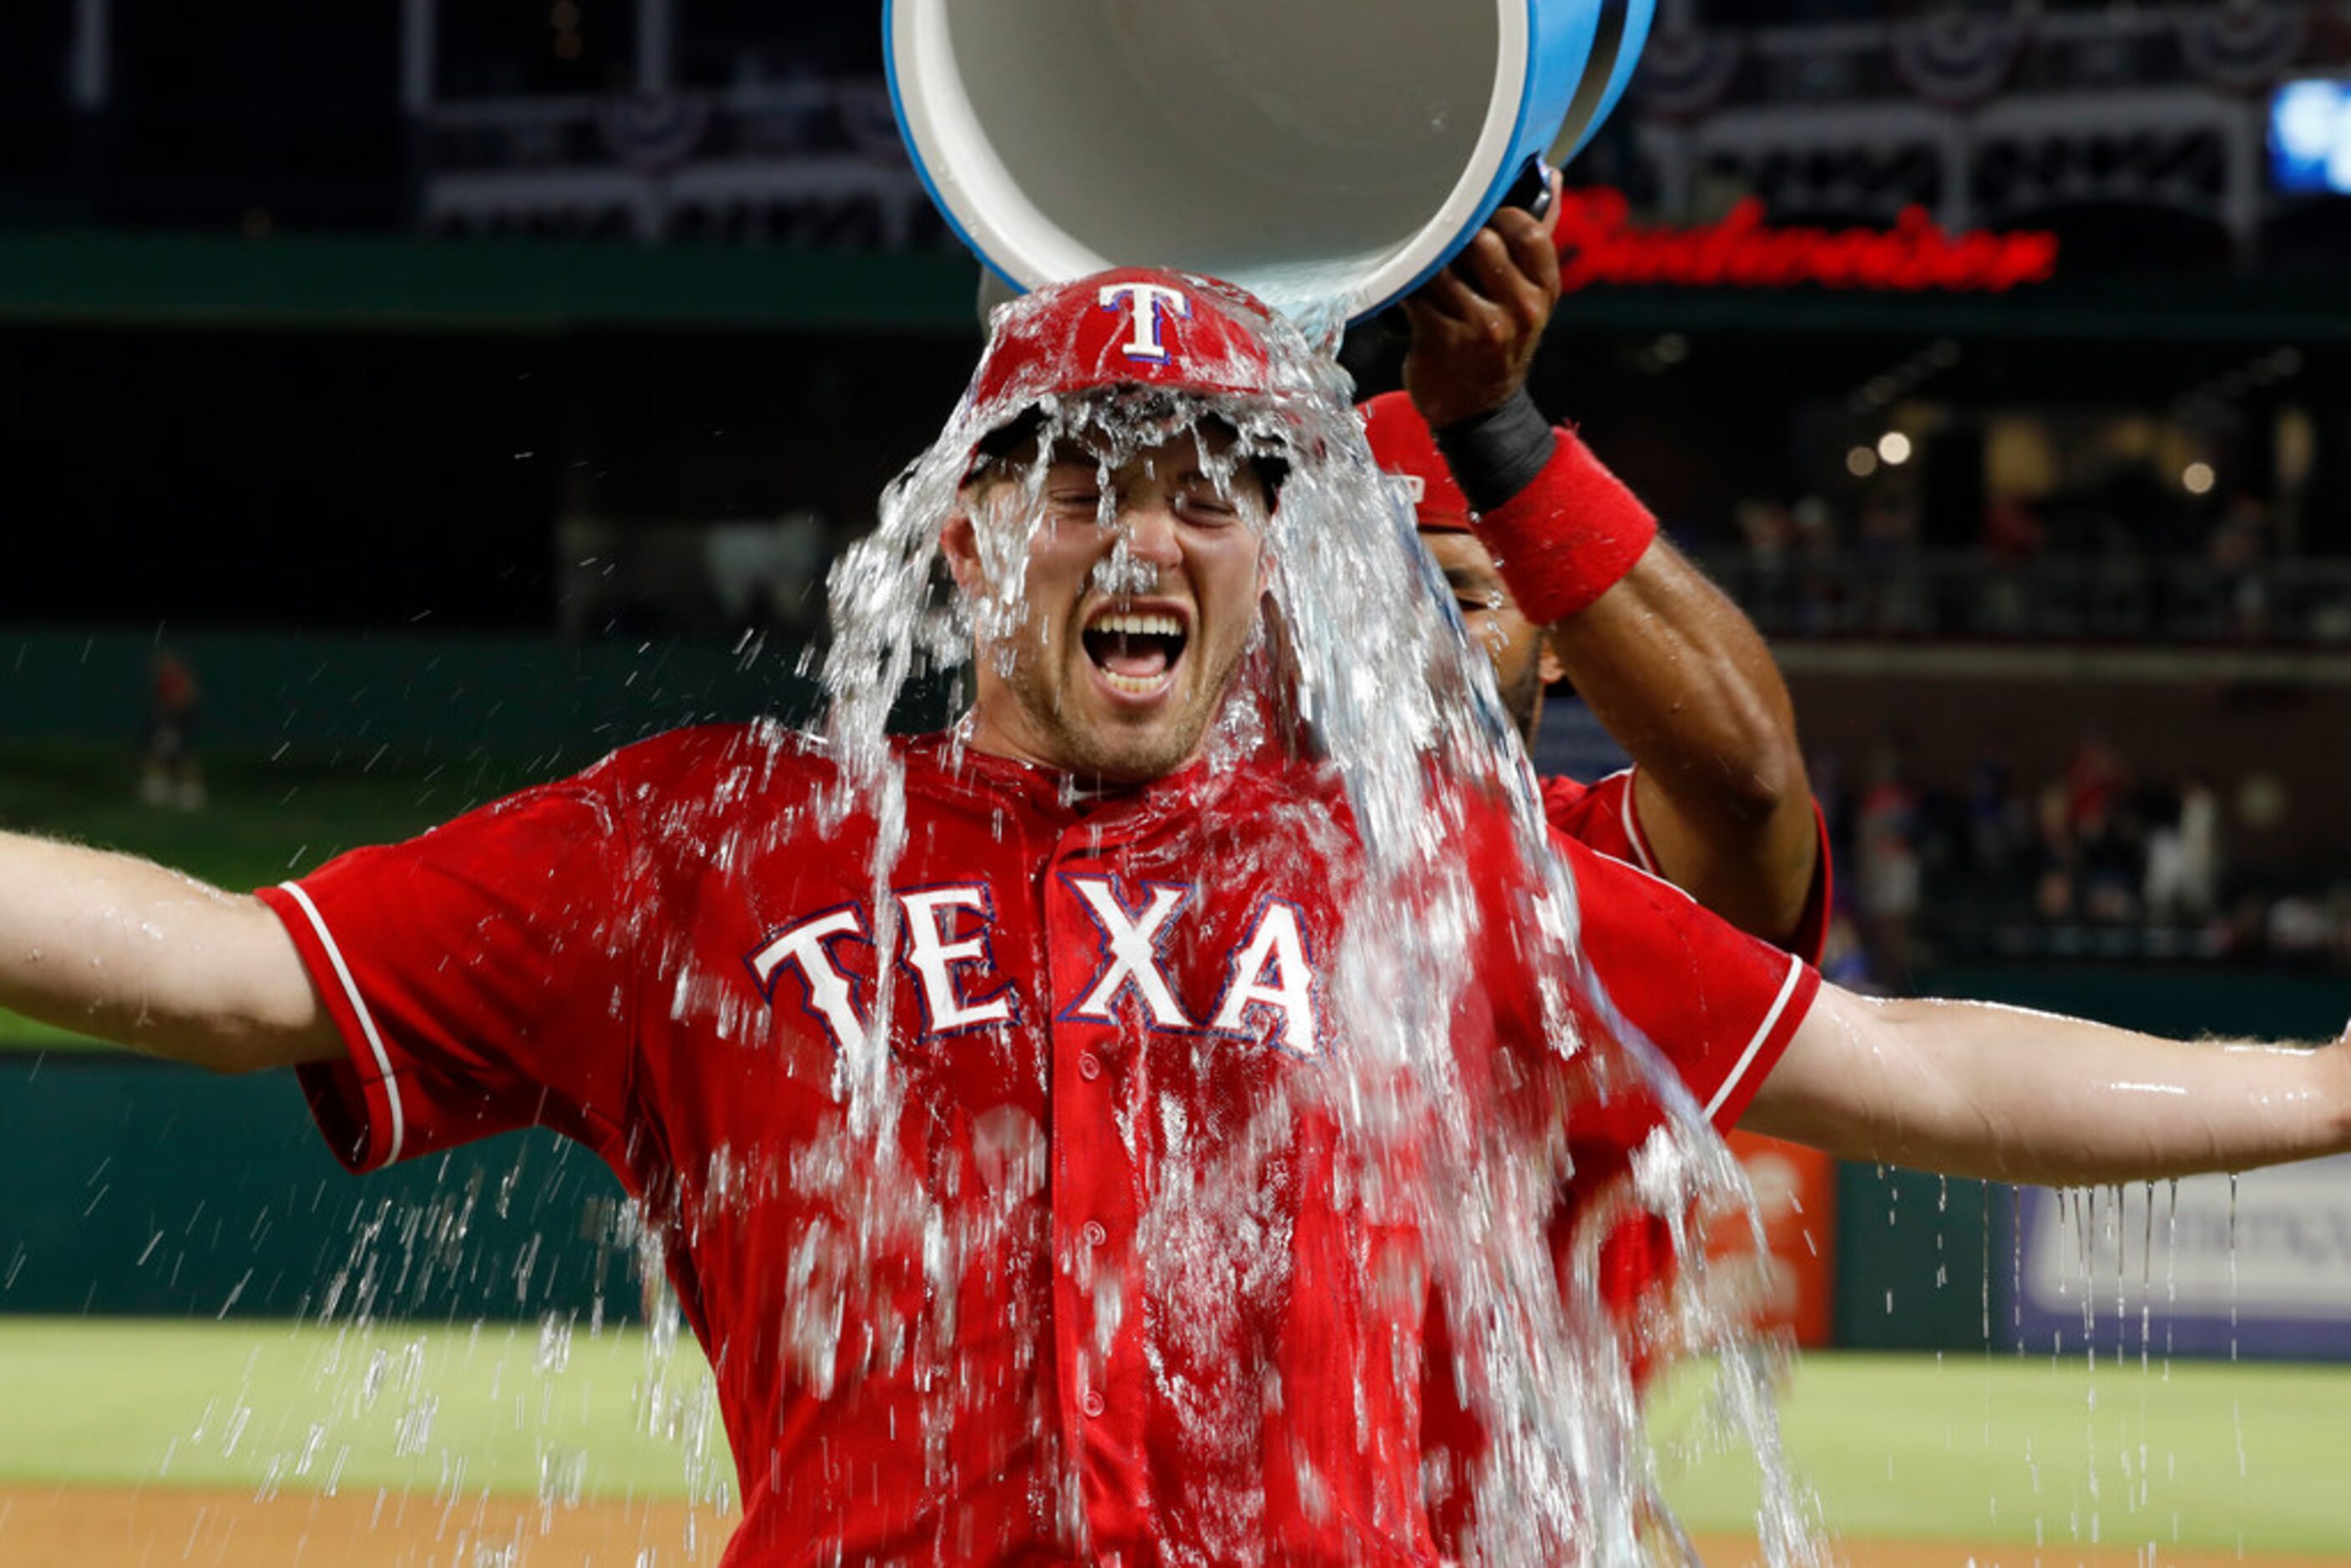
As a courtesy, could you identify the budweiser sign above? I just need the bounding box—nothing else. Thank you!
[1552,188,2060,295]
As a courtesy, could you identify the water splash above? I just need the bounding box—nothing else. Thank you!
[796,281,1811,1561]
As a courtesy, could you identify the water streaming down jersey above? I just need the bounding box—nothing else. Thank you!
[259,266,1828,1565]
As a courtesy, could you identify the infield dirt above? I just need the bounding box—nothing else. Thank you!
[0,1489,2337,1568]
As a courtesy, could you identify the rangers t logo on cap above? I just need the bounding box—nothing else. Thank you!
[1100,281,1193,363]
[958,266,1287,432]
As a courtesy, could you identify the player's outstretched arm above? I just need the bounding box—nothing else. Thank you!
[1742,981,2351,1185]
[1402,204,1818,946]
[0,829,339,1073]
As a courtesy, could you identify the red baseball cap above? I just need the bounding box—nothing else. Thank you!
[961,266,1287,440]
[1359,391,1474,534]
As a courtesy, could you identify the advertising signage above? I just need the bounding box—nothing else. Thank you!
[1554,187,2060,296]
[2010,1156,2351,1361]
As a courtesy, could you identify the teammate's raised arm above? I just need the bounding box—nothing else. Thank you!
[1380,200,1822,950]
[0,830,336,1073]
[1746,981,2351,1185]
[1534,521,1818,945]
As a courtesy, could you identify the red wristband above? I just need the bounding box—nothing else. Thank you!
[1470,426,1659,623]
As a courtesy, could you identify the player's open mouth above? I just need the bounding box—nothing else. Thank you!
[1082,607,1188,697]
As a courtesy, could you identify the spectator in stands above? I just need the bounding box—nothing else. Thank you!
[2064,736,2141,923]
[2143,774,2222,925]
[1859,494,1928,634]
[2208,494,2273,641]
[1735,497,1796,628]
[139,650,204,812]
[2265,888,2339,967]
[1816,907,1878,993]
[1977,496,2046,635]
[1981,496,2047,565]
[1964,739,2031,884]
[1854,736,1924,984]
[1787,493,1839,635]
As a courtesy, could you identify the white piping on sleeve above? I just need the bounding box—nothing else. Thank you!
[1615,768,1659,875]
[277,882,406,1166]
[1701,953,1805,1125]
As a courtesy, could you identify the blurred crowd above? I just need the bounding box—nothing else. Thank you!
[1713,484,2351,645]
[1818,726,2351,989]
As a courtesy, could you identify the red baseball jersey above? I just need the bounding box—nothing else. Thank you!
[1543,768,1833,965]
[1537,762,1832,1335]
[258,726,1818,1565]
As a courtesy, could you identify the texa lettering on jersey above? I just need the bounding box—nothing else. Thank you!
[744,873,1321,1056]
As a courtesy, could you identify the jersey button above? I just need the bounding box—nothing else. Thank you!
[1077,1053,1103,1081]
[1081,1220,1108,1247]
[1082,1389,1106,1419]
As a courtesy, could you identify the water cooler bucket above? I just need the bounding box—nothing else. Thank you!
[885,0,1653,326]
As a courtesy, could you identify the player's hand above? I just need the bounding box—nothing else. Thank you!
[1399,172,1564,429]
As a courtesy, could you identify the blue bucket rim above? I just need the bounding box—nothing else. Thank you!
[882,0,1646,325]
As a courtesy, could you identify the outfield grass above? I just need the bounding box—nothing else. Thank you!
[1655,1351,2351,1555]
[0,740,552,1053]
[0,740,541,885]
[0,1318,730,1509]
[3,1320,2344,1554]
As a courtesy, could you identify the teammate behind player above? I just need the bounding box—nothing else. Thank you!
[1370,192,1825,954]
[4,266,2351,1565]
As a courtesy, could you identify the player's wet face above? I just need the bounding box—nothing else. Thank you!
[1424,529,1558,747]
[948,425,1272,783]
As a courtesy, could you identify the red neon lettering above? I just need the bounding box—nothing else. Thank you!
[1551,188,2058,295]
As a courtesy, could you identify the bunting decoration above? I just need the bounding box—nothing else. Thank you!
[597,93,711,175]
[1634,23,1744,124]
[2177,0,2308,94]
[1890,12,2030,112]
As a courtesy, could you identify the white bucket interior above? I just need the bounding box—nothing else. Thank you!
[894,0,1524,319]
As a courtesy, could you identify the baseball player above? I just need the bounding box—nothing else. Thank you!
[1371,194,1825,956]
[5,267,2350,1565]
